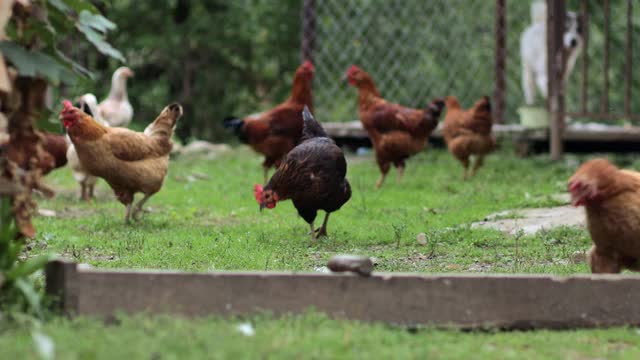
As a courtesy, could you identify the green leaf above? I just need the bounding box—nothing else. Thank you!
[54,48,92,78]
[0,41,74,84]
[6,254,56,282]
[14,278,43,317]
[46,0,71,13]
[78,10,116,34]
[54,0,99,15]
[76,23,125,62]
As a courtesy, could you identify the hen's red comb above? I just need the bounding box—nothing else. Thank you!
[347,64,360,74]
[302,60,314,71]
[254,184,264,202]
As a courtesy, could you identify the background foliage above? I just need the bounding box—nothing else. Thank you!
[67,0,302,142]
[65,0,639,140]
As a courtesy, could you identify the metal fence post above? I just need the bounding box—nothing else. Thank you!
[547,0,566,160]
[494,0,506,124]
[301,0,316,62]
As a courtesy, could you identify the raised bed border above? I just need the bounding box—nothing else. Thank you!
[45,260,640,329]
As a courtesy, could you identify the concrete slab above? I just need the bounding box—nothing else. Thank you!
[472,205,585,235]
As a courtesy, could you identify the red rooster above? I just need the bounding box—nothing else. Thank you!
[224,61,314,183]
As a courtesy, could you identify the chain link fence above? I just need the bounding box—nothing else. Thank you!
[303,0,639,125]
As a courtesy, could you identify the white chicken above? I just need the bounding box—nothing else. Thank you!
[98,66,134,127]
[66,93,109,201]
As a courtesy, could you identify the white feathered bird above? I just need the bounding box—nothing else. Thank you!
[66,93,109,201]
[98,66,134,127]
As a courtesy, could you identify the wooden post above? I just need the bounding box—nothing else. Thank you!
[45,260,78,315]
[301,0,316,62]
[547,0,567,160]
[494,0,506,124]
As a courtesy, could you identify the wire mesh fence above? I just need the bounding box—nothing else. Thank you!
[303,0,639,124]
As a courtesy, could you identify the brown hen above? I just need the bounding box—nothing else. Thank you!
[442,96,495,180]
[569,158,640,273]
[60,100,182,223]
[345,65,444,189]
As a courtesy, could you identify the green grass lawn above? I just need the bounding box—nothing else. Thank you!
[4,146,640,359]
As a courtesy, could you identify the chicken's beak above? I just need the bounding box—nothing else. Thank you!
[259,203,266,212]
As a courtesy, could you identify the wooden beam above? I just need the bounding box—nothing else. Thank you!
[547,0,567,160]
[494,0,507,124]
[322,122,640,143]
[46,260,640,329]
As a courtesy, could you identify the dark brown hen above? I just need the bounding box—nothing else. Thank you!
[255,106,351,241]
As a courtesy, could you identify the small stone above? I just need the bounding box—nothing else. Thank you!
[236,322,255,337]
[37,209,57,217]
[570,250,586,264]
[416,233,427,245]
[327,255,374,277]
[314,266,331,273]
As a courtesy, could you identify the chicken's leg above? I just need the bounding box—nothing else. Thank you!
[124,201,134,224]
[309,222,317,242]
[316,212,330,238]
[88,184,95,200]
[470,156,485,178]
[263,166,269,185]
[80,183,87,202]
[375,174,387,190]
[375,161,390,190]
[132,193,152,221]
[461,158,470,180]
[396,165,405,184]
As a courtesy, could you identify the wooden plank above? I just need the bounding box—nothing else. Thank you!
[45,260,79,315]
[323,122,640,144]
[46,260,640,329]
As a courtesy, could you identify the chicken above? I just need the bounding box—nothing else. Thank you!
[41,132,68,173]
[66,93,108,201]
[442,96,495,180]
[5,130,66,198]
[345,65,444,189]
[98,66,134,127]
[254,106,351,241]
[60,100,182,223]
[568,158,640,274]
[224,61,314,184]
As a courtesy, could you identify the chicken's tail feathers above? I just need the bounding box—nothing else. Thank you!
[473,95,492,117]
[145,103,183,139]
[423,98,446,132]
[301,105,328,141]
[302,105,313,123]
[222,117,249,143]
[223,116,242,129]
